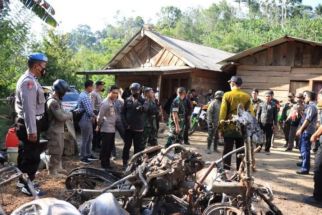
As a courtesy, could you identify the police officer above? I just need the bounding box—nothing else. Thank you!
[207,90,224,154]
[142,87,159,146]
[166,87,187,148]
[219,76,253,170]
[46,79,73,178]
[15,53,48,195]
[306,90,322,207]
[257,91,278,153]
[91,80,105,151]
[122,83,146,167]
[296,91,318,175]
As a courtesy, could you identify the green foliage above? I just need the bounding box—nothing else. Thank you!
[38,30,80,88]
[0,18,29,97]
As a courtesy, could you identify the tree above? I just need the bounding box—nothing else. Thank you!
[0,18,30,96]
[38,30,80,87]
[67,25,97,51]
[157,6,182,29]
[316,4,322,16]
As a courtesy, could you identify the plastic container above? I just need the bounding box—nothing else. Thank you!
[7,147,18,164]
[5,127,20,148]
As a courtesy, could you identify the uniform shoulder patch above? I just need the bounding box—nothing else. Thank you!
[49,99,60,111]
[27,80,34,90]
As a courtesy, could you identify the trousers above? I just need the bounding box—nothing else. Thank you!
[207,125,218,150]
[313,145,322,200]
[261,123,273,151]
[287,125,299,149]
[47,132,64,175]
[16,119,42,181]
[122,129,144,162]
[100,132,115,168]
[166,120,185,148]
[92,120,101,150]
[222,137,244,170]
[283,121,291,143]
[79,116,93,159]
[300,132,312,172]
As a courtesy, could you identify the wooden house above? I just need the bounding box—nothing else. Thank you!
[78,27,233,104]
[220,36,322,101]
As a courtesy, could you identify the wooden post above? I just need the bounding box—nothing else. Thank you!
[157,74,162,100]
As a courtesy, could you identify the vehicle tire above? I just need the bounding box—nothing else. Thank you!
[202,203,244,215]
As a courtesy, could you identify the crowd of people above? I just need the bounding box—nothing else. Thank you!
[13,52,322,207]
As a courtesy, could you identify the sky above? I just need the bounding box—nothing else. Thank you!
[41,0,322,32]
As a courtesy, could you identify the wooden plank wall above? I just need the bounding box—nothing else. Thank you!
[235,41,322,102]
[115,37,186,68]
[236,65,322,102]
[239,41,322,67]
[191,70,230,104]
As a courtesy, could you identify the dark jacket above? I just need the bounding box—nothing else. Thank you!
[122,96,146,131]
[143,99,159,127]
[257,101,277,126]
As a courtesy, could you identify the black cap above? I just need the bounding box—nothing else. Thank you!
[95,80,105,86]
[228,76,242,86]
[252,88,259,94]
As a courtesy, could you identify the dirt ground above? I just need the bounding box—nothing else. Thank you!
[1,130,322,214]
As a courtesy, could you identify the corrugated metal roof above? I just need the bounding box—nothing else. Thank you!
[220,35,322,64]
[106,28,234,72]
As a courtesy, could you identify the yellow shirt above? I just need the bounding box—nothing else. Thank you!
[219,88,253,138]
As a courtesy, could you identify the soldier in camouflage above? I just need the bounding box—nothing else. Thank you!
[165,87,187,148]
[207,90,224,154]
[142,87,159,146]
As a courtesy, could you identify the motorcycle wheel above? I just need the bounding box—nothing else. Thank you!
[202,203,244,215]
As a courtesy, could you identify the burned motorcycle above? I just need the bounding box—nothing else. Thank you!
[66,144,204,214]
[0,149,38,215]
[193,106,281,215]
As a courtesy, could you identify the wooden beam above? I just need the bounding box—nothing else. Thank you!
[157,74,162,99]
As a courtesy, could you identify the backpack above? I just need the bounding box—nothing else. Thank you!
[72,102,85,131]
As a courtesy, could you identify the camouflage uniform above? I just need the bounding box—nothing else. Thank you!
[46,95,73,176]
[143,99,159,146]
[166,97,186,147]
[207,98,221,151]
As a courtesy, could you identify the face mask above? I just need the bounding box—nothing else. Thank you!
[40,68,46,77]
[133,93,139,98]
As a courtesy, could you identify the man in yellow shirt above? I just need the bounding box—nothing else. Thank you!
[219,76,253,170]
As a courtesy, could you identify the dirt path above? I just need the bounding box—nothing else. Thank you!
[181,131,322,215]
[1,131,322,214]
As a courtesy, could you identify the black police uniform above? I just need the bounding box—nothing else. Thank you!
[122,95,146,164]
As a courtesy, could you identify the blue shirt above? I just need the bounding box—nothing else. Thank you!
[78,91,94,120]
[301,101,317,134]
